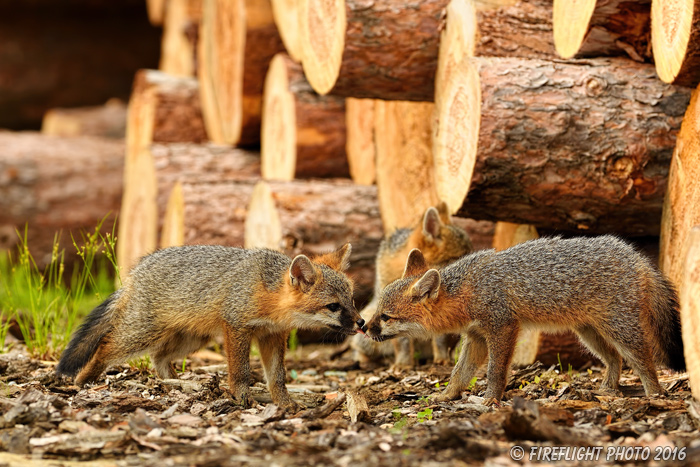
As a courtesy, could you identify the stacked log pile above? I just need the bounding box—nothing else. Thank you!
[21,0,695,375]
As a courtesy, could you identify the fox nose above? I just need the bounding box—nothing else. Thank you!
[356,318,366,330]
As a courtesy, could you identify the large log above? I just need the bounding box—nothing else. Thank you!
[261,54,348,180]
[198,0,284,146]
[117,71,207,274]
[41,99,127,139]
[660,83,700,291]
[554,0,651,61]
[438,57,690,235]
[160,0,202,77]
[345,98,376,186]
[374,100,440,232]
[651,0,700,86]
[0,2,160,130]
[244,179,383,302]
[298,0,447,100]
[680,227,700,399]
[0,132,123,267]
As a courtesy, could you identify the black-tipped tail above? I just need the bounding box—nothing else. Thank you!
[653,277,686,372]
[56,293,116,377]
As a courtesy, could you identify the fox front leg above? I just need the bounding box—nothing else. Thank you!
[435,328,488,402]
[257,331,301,413]
[222,323,255,408]
[482,323,519,402]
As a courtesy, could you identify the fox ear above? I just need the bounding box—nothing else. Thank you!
[402,248,428,278]
[422,207,443,242]
[290,255,317,290]
[411,269,441,301]
[436,201,452,225]
[317,243,352,272]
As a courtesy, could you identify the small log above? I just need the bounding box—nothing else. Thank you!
[660,83,700,290]
[198,0,284,145]
[271,0,303,62]
[680,227,700,399]
[476,0,557,59]
[243,179,383,302]
[0,132,123,268]
[345,98,376,186]
[553,0,651,61]
[41,99,127,139]
[299,393,347,419]
[442,57,690,235]
[345,391,371,423]
[261,53,348,180]
[298,0,447,100]
[374,100,439,232]
[117,71,207,273]
[160,0,202,77]
[652,0,700,86]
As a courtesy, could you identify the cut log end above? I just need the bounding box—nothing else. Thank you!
[345,98,376,185]
[244,181,283,250]
[161,182,185,249]
[552,0,597,59]
[681,226,700,399]
[433,57,480,216]
[271,0,303,62]
[651,0,698,85]
[298,0,346,95]
[261,54,298,181]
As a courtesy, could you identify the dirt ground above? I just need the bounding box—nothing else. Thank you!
[1,341,699,466]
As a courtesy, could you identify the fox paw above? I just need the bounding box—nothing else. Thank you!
[433,390,462,403]
[278,400,302,414]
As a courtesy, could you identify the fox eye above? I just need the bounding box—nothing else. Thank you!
[380,314,390,322]
[326,303,341,312]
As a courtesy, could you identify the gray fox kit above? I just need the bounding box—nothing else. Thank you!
[57,244,364,411]
[351,202,472,367]
[366,236,684,401]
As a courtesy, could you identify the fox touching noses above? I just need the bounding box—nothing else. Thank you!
[56,243,362,411]
[367,236,685,402]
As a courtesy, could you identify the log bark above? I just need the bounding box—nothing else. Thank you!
[444,57,690,235]
[374,101,439,232]
[680,227,700,399]
[651,0,700,86]
[160,0,202,77]
[244,179,383,302]
[660,83,700,290]
[117,71,208,274]
[476,0,557,59]
[554,0,651,61]
[271,0,303,62]
[298,0,447,100]
[261,54,349,180]
[198,0,284,146]
[345,98,376,186]
[345,391,371,423]
[41,99,127,139]
[0,2,160,130]
[0,132,123,268]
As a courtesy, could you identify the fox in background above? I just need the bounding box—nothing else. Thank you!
[351,202,472,368]
[56,244,364,411]
[365,235,685,402]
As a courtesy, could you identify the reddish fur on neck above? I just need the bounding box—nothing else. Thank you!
[417,284,472,334]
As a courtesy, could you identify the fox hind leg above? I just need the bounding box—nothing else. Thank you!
[432,334,452,365]
[575,325,622,391]
[603,326,663,396]
[152,332,210,379]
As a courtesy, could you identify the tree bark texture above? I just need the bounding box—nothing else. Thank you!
[0,132,123,268]
[454,57,691,235]
[0,2,160,130]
